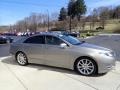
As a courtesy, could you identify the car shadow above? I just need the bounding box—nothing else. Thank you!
[1,56,106,77]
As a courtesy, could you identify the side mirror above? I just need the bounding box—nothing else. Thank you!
[60,43,67,49]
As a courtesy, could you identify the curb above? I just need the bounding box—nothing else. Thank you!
[79,36,96,39]
[99,34,120,36]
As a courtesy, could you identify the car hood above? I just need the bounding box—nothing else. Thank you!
[78,43,111,51]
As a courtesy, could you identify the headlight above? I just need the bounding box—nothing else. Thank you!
[99,52,113,57]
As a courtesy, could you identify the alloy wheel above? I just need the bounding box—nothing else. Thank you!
[76,59,95,75]
[16,52,28,65]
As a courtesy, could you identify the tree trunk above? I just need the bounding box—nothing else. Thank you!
[69,15,72,33]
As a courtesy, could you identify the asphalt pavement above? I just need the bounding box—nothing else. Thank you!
[1,55,120,90]
[81,34,120,61]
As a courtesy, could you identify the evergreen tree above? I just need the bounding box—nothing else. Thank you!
[67,0,76,31]
[74,0,87,20]
[68,0,76,18]
[67,0,87,31]
[67,0,87,19]
[58,7,67,21]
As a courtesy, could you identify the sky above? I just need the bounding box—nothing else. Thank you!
[0,0,120,26]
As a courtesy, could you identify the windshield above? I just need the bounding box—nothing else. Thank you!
[60,35,81,45]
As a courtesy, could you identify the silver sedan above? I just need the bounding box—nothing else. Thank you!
[10,33,116,76]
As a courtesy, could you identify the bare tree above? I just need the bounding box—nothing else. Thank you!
[81,18,86,30]
[29,13,38,32]
[98,7,109,29]
[91,9,99,30]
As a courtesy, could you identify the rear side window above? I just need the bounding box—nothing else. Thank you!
[24,36,45,44]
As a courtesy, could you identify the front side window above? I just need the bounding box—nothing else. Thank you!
[24,36,45,44]
[60,35,81,45]
[45,36,64,45]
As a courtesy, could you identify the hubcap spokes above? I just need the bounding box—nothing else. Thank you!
[17,53,26,65]
[77,59,94,75]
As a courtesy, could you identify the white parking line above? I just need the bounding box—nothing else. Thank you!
[0,56,120,90]
[0,56,27,90]
[99,34,120,36]
[0,56,11,60]
[0,56,95,90]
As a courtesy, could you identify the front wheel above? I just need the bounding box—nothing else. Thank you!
[16,52,28,66]
[74,58,97,76]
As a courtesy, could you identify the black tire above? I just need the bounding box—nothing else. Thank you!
[74,57,97,76]
[16,52,28,66]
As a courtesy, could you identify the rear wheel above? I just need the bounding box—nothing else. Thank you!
[74,57,97,76]
[16,52,28,66]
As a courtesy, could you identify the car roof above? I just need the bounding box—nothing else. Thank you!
[19,32,63,43]
[31,32,63,37]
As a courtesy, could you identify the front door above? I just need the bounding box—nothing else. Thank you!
[44,35,70,68]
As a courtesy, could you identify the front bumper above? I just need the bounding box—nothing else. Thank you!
[96,56,116,74]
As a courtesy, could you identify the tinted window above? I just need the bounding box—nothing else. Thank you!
[60,35,81,45]
[24,36,45,44]
[45,36,63,45]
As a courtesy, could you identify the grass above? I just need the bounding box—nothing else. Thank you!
[75,19,120,32]
[77,19,120,35]
[80,32,97,38]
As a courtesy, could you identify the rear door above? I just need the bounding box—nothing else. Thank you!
[23,35,45,64]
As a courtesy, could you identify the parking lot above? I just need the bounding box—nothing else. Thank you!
[0,34,120,90]
[81,34,120,61]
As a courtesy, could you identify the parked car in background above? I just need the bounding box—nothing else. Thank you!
[49,29,79,37]
[0,33,3,35]
[0,36,13,44]
[17,32,35,36]
[1,33,17,36]
[10,33,115,76]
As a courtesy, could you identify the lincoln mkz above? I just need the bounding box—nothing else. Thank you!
[10,33,116,76]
